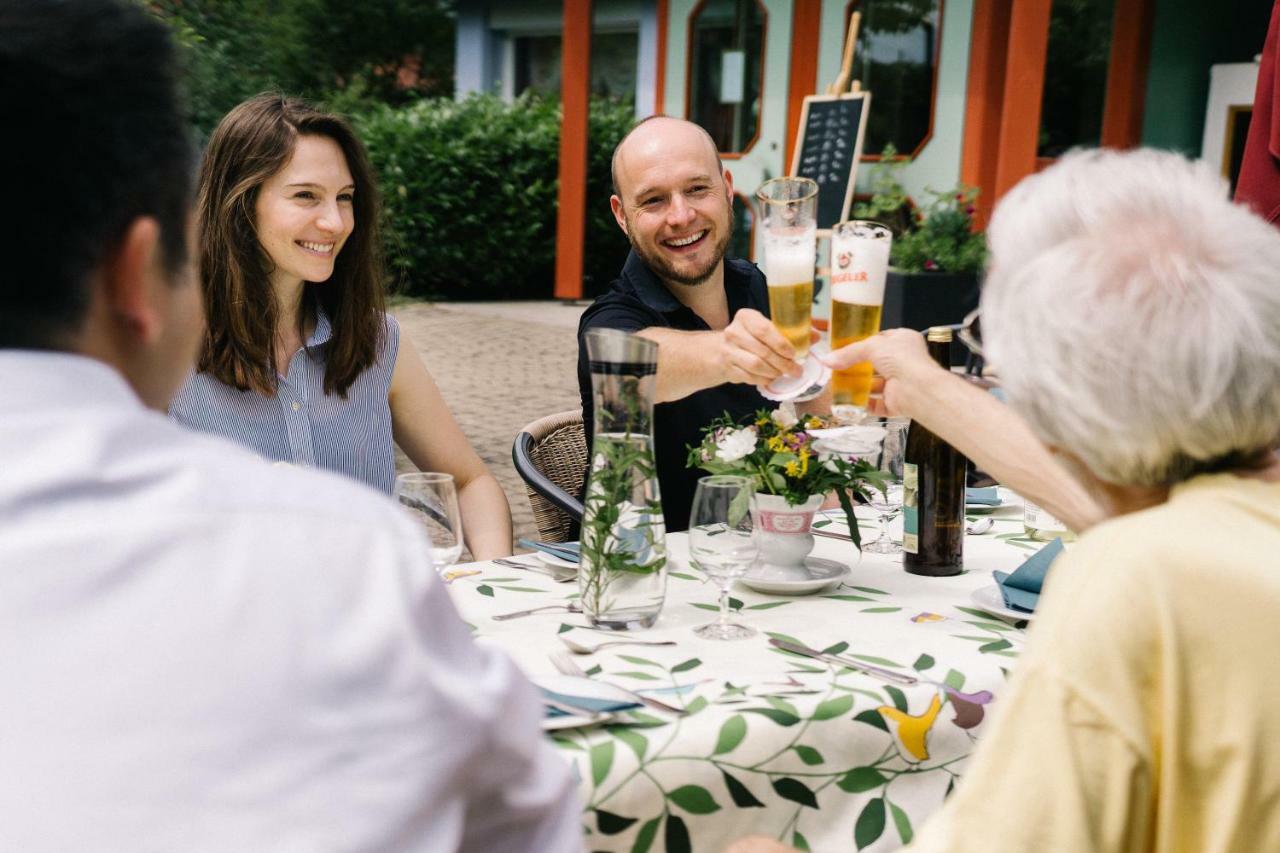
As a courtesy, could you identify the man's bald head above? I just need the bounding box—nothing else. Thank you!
[607,115,735,289]
[610,116,724,199]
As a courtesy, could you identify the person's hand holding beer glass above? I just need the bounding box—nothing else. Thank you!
[829,220,892,423]
[754,177,828,401]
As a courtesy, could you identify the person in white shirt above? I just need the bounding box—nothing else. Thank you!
[0,2,579,850]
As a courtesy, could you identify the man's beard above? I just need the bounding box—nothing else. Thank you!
[630,214,734,288]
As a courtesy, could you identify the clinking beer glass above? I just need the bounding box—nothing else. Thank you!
[755,177,825,402]
[829,220,892,422]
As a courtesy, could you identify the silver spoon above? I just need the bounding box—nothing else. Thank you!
[559,635,677,655]
[966,517,994,535]
[492,602,582,621]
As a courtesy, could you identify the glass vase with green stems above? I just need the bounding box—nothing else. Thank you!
[580,329,668,630]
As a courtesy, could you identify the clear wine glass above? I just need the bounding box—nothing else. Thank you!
[394,472,464,575]
[687,475,758,641]
[864,419,909,554]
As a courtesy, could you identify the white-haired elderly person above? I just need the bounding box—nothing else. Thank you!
[728,148,1280,853]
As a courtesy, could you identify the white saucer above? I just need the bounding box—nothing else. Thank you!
[809,425,887,457]
[969,585,1034,622]
[737,557,848,595]
[536,551,579,570]
[760,356,832,402]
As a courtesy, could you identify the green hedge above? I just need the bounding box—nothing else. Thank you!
[352,93,634,300]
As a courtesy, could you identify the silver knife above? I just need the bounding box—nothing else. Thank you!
[769,638,917,685]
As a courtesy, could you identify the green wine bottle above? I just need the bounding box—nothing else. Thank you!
[902,327,966,576]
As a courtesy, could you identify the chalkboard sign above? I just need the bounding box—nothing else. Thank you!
[789,93,871,231]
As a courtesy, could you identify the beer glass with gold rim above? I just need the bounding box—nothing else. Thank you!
[756,177,824,401]
[829,220,892,423]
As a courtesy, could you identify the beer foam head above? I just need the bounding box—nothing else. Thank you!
[831,235,889,304]
[762,228,816,287]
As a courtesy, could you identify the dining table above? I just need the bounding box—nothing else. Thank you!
[445,493,1043,852]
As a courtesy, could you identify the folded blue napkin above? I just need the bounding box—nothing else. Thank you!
[965,486,1001,506]
[518,538,580,563]
[992,538,1064,613]
[540,687,640,717]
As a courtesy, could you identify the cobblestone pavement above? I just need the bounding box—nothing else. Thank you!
[391,301,588,545]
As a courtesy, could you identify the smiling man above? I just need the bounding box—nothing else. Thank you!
[576,116,800,530]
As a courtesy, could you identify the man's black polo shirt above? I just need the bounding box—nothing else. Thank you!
[576,250,777,533]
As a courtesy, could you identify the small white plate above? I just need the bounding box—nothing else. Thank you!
[807,424,886,442]
[969,584,1034,622]
[737,557,848,595]
[536,551,579,570]
[760,356,832,402]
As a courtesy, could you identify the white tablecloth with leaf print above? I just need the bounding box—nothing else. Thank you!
[447,499,1043,852]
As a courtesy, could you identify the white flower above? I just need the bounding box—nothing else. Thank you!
[771,403,799,429]
[715,426,757,463]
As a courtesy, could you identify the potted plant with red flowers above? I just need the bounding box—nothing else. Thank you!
[853,146,986,350]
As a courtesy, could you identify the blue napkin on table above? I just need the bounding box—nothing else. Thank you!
[518,538,580,564]
[540,687,640,718]
[992,538,1065,613]
[965,486,1001,506]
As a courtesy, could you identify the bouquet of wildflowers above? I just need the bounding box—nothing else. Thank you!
[687,407,884,548]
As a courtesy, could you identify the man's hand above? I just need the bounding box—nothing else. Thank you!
[719,308,802,386]
[820,328,944,418]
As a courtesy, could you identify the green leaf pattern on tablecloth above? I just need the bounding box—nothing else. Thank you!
[449,520,1037,851]
[549,638,1023,850]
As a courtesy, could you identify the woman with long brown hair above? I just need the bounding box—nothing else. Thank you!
[170,93,513,559]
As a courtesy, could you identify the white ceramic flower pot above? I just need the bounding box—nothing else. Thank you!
[750,493,825,579]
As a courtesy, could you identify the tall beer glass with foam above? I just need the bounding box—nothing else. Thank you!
[755,177,823,401]
[829,220,892,423]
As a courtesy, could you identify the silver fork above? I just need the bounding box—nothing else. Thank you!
[491,557,576,583]
[548,650,687,715]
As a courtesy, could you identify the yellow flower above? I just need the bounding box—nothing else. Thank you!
[805,417,822,429]
[767,435,786,452]
[878,694,942,761]
[798,449,810,475]
[756,416,770,427]
[785,460,800,477]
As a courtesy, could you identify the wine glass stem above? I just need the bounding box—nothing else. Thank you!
[718,584,732,627]
[877,513,890,543]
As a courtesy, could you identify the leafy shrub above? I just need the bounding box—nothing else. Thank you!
[852,146,987,275]
[352,93,635,300]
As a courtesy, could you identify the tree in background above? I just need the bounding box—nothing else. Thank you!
[148,1,633,298]
[149,0,455,135]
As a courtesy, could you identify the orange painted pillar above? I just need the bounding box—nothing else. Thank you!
[554,0,592,300]
[960,0,1012,229]
[1100,0,1155,148]
[785,0,823,171]
[992,0,1052,202]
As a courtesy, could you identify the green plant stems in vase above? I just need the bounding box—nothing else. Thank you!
[580,329,668,630]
